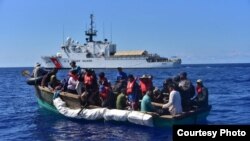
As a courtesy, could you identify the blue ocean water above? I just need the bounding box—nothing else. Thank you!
[0,63,250,141]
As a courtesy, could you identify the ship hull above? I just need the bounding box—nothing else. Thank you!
[41,56,181,69]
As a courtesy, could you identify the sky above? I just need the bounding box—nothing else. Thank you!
[0,0,250,67]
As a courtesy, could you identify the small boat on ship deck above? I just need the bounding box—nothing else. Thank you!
[33,86,211,127]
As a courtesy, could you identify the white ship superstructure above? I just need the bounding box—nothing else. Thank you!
[41,14,181,69]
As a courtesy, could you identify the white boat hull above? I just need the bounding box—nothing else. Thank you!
[42,56,181,69]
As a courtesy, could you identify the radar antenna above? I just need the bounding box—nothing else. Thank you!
[85,14,97,42]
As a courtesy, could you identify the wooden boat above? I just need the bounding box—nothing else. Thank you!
[33,86,211,127]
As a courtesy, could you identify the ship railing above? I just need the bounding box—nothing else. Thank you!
[106,55,147,60]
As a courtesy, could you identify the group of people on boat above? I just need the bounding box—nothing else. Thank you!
[31,61,209,116]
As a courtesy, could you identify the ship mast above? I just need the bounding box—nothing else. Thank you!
[85,14,97,42]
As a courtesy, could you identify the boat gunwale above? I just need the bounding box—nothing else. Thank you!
[36,86,211,121]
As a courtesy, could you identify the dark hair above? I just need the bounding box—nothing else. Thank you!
[70,61,76,65]
[128,74,134,79]
[180,72,187,79]
[99,72,105,78]
[70,69,77,75]
[167,83,175,89]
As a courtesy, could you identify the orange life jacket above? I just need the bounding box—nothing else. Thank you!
[139,79,152,94]
[127,80,136,94]
[84,74,93,86]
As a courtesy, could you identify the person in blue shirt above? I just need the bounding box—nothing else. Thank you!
[116,67,127,81]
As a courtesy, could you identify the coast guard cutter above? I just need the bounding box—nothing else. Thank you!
[41,14,181,68]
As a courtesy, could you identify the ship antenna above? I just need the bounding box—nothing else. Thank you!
[85,14,97,42]
[103,22,105,40]
[62,24,65,44]
[110,23,112,42]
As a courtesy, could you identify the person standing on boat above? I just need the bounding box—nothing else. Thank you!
[178,72,194,111]
[141,90,154,112]
[31,62,48,78]
[69,61,81,76]
[194,79,209,108]
[126,74,140,110]
[162,84,183,115]
[116,67,127,81]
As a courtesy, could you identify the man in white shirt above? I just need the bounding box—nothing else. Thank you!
[162,84,183,115]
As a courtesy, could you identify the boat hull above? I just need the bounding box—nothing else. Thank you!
[34,86,211,127]
[41,56,181,69]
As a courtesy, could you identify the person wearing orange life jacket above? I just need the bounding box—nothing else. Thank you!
[127,74,140,110]
[139,74,153,97]
[82,68,100,105]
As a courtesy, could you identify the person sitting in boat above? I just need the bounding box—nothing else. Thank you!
[162,84,183,115]
[69,60,81,76]
[162,78,173,94]
[67,70,79,94]
[161,78,174,103]
[31,62,48,78]
[139,74,153,97]
[98,72,115,108]
[141,90,155,112]
[99,84,115,108]
[191,79,209,108]
[152,87,164,103]
[178,72,195,111]
[41,68,58,87]
[116,88,127,110]
[83,69,99,105]
[98,72,109,87]
[48,75,62,91]
[116,67,127,81]
[127,74,140,110]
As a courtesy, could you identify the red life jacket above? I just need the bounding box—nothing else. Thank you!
[127,80,136,94]
[139,79,152,94]
[84,74,93,86]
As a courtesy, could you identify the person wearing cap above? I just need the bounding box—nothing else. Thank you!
[195,79,209,108]
[162,84,183,115]
[31,62,48,78]
[70,61,81,76]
